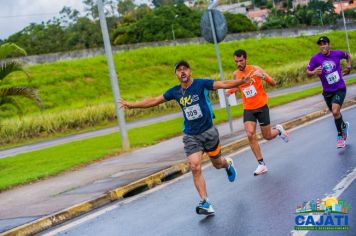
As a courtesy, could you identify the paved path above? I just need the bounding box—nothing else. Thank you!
[1,75,354,159]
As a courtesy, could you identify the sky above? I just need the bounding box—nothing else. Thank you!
[0,0,85,40]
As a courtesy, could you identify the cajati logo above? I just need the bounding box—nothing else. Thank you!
[294,196,351,230]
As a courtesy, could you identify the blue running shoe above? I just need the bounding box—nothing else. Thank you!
[342,121,349,141]
[196,199,215,215]
[226,158,236,182]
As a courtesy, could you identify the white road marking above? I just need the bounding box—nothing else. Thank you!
[42,105,356,235]
[41,145,251,236]
[287,104,356,134]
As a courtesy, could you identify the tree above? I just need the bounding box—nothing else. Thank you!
[66,17,103,49]
[261,0,337,30]
[83,0,100,19]
[114,4,202,44]
[0,43,42,117]
[6,22,68,54]
[117,0,136,16]
[224,13,257,33]
[261,9,294,29]
[307,0,337,25]
[83,0,118,19]
[254,0,268,8]
[152,0,184,8]
[344,9,356,20]
[59,6,80,26]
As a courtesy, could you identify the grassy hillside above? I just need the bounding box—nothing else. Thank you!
[5,31,356,115]
[1,31,355,146]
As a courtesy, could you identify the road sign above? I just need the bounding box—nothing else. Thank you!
[200,9,227,44]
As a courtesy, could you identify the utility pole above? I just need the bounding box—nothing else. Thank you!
[339,0,351,54]
[97,0,130,150]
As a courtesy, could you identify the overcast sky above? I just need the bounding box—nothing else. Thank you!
[0,0,85,40]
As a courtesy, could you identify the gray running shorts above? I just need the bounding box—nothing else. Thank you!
[182,126,221,159]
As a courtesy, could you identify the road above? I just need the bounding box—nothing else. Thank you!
[1,74,355,159]
[40,106,356,236]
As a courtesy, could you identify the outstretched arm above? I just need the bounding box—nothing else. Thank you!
[119,95,166,109]
[213,77,250,90]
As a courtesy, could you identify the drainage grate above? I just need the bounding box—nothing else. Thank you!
[161,170,183,182]
[123,184,149,198]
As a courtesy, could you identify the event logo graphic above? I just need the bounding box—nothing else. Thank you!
[294,197,351,230]
[322,61,336,73]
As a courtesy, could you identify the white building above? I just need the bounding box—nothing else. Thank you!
[217,3,250,14]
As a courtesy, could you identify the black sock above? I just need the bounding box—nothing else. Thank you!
[341,118,346,129]
[258,159,265,165]
[335,116,344,136]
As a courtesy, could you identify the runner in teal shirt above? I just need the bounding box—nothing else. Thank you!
[120,60,250,216]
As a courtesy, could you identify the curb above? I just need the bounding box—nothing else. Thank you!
[2,99,356,236]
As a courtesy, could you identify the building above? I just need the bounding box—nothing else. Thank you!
[247,9,269,25]
[292,0,310,9]
[317,198,321,210]
[334,0,356,14]
[217,3,248,14]
[310,200,317,211]
[184,0,196,8]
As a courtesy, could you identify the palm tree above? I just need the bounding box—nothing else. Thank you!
[0,43,42,116]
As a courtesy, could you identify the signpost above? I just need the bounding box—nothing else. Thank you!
[200,1,234,133]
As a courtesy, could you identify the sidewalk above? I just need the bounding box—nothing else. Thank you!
[1,75,355,159]
[1,86,356,234]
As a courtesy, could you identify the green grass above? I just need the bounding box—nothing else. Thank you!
[1,31,355,146]
[1,78,355,191]
[4,30,356,116]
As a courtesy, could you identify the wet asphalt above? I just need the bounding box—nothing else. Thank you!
[43,107,356,236]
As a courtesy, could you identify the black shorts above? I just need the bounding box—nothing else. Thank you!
[243,104,270,126]
[322,88,346,111]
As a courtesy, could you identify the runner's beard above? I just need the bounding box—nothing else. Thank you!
[238,65,245,71]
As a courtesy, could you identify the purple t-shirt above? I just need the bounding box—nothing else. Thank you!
[307,50,349,92]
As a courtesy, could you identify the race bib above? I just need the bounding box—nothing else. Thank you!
[325,71,340,85]
[184,104,203,120]
[242,85,257,98]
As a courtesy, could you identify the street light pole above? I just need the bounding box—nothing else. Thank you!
[317,10,323,26]
[97,0,130,151]
[171,24,176,41]
[171,14,178,42]
[339,0,351,54]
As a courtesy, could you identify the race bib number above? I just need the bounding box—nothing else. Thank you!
[184,104,203,120]
[326,71,340,85]
[242,85,257,98]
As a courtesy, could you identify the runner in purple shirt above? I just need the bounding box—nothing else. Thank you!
[306,36,352,148]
